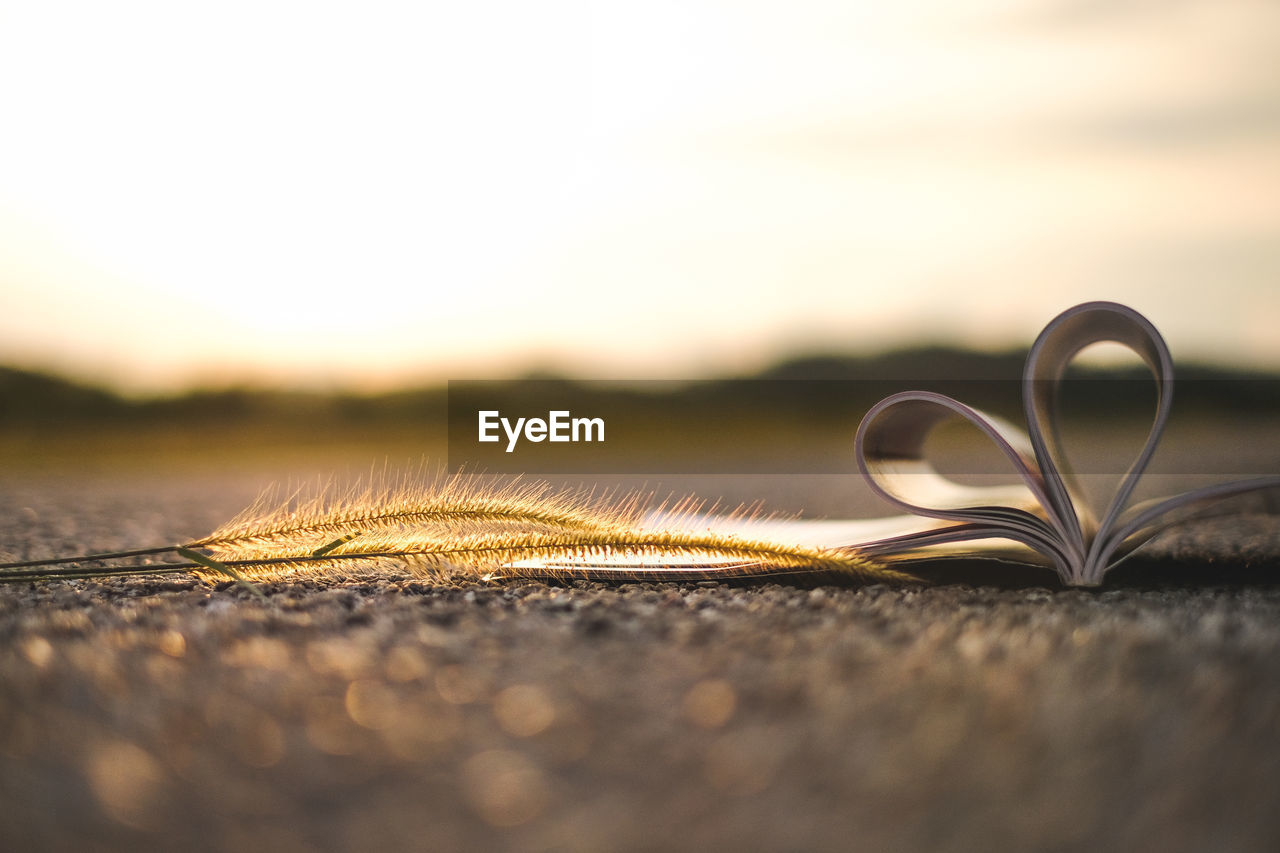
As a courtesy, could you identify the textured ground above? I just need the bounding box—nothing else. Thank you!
[2,474,1280,852]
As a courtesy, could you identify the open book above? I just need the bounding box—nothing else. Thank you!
[527,302,1280,587]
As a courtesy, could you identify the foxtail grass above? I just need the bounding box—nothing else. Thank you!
[0,471,915,592]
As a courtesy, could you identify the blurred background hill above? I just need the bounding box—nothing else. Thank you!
[3,350,1276,477]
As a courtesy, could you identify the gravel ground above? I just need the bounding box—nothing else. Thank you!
[2,475,1280,852]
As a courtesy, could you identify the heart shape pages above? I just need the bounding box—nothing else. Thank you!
[852,301,1279,585]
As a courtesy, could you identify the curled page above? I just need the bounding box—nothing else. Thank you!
[854,391,1081,577]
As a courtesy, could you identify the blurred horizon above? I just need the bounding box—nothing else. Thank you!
[4,350,1277,483]
[2,1,1278,394]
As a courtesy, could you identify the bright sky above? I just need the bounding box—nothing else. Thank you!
[1,0,1278,392]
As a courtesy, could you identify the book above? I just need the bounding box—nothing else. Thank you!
[524,301,1280,587]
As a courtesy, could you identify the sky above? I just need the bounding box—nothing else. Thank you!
[1,0,1278,392]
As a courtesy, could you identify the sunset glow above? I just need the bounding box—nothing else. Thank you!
[2,1,1278,391]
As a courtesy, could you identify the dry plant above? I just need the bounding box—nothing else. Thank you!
[0,471,912,595]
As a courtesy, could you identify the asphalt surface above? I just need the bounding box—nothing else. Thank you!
[2,474,1280,852]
